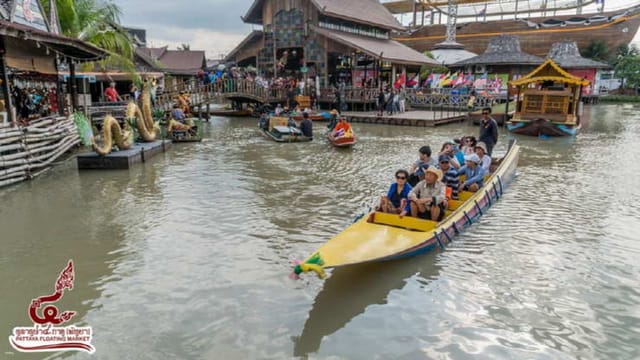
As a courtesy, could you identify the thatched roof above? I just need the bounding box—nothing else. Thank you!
[452,35,544,67]
[243,0,404,31]
[430,41,477,66]
[547,41,611,69]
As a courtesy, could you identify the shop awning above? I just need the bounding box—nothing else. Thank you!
[313,26,439,66]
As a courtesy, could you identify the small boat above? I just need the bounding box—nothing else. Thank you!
[167,118,203,142]
[326,130,357,147]
[292,112,331,121]
[292,140,520,279]
[507,59,587,137]
[259,116,312,143]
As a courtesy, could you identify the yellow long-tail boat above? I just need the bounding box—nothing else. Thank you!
[293,140,520,279]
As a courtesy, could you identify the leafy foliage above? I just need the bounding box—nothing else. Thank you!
[615,54,640,89]
[581,40,609,62]
[42,0,135,73]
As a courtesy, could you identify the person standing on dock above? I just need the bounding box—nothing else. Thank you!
[104,82,122,102]
[479,107,498,156]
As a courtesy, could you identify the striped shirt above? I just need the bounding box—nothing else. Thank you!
[442,167,460,200]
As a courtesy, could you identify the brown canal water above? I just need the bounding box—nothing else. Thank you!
[1,104,639,359]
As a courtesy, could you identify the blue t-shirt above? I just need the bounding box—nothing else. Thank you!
[387,182,412,212]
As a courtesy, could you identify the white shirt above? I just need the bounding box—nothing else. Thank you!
[480,154,492,172]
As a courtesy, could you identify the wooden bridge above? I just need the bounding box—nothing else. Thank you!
[87,79,504,120]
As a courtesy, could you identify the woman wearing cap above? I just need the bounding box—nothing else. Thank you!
[474,141,492,172]
[455,153,486,192]
[408,167,447,221]
[379,169,412,216]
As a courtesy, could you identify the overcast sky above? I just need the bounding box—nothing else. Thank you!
[114,0,640,59]
[114,0,256,59]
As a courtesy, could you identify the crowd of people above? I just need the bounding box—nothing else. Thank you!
[378,107,499,222]
[11,86,60,125]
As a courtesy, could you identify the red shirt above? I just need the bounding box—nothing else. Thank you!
[105,87,118,102]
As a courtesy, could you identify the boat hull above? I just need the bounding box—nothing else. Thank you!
[507,119,580,137]
[294,141,520,277]
[292,112,331,121]
[326,132,357,147]
[260,128,312,142]
[394,7,640,57]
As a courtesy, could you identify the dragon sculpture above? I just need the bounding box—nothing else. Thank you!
[74,78,159,155]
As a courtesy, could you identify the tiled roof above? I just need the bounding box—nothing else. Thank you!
[452,35,544,66]
[137,47,206,75]
[547,41,611,69]
[312,0,404,31]
[243,0,404,30]
[314,26,439,66]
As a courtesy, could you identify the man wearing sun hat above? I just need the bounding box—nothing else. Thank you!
[408,166,447,221]
[455,153,486,192]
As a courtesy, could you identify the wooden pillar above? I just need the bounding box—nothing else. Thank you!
[54,57,64,116]
[391,65,396,89]
[412,1,417,27]
[323,37,329,87]
[69,61,78,111]
[401,66,407,89]
[0,37,14,123]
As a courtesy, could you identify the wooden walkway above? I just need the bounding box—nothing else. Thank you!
[343,110,468,127]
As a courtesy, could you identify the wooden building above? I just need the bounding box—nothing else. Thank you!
[0,0,105,122]
[228,0,438,87]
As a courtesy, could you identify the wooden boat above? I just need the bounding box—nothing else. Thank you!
[326,130,357,147]
[292,112,331,121]
[292,140,520,279]
[167,118,203,142]
[507,59,587,137]
[259,116,312,143]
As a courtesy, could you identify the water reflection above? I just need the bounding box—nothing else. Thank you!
[294,253,441,357]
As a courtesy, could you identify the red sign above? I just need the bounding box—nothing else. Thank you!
[568,69,596,95]
[352,69,377,88]
[8,260,95,354]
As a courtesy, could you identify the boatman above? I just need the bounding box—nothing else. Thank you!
[408,167,447,222]
[479,107,498,156]
[299,112,313,139]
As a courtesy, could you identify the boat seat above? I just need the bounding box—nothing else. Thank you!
[447,199,464,210]
[458,191,475,201]
[369,212,437,232]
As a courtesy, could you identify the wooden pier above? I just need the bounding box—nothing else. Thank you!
[77,140,172,170]
[343,110,468,127]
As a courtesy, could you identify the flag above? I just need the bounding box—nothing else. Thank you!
[406,74,419,88]
[393,74,406,89]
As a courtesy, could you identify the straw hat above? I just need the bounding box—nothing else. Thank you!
[425,167,443,181]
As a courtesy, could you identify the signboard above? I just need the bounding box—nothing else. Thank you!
[13,0,50,32]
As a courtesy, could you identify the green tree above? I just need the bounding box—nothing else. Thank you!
[42,0,135,72]
[581,40,609,62]
[178,43,191,51]
[615,54,640,90]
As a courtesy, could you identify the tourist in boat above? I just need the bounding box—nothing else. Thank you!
[408,145,438,186]
[408,167,447,221]
[333,117,352,137]
[275,103,284,115]
[461,136,477,155]
[474,141,492,172]
[438,154,460,200]
[171,104,186,123]
[455,153,486,192]
[439,140,461,168]
[379,169,412,216]
[299,112,313,139]
[479,107,498,156]
[258,113,269,130]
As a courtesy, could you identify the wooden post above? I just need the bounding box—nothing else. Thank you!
[69,61,78,112]
[54,57,64,116]
[206,102,210,122]
[0,37,14,123]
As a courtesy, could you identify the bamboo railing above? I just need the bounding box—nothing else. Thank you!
[0,116,80,188]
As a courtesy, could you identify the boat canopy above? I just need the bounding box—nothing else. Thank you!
[509,59,590,87]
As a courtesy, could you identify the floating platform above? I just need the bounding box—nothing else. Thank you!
[77,140,172,170]
[343,110,467,127]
